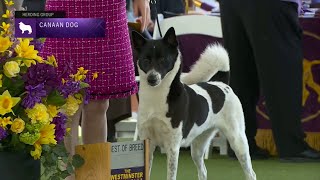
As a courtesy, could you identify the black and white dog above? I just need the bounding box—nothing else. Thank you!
[132,27,256,180]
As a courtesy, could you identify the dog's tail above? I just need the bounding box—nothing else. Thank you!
[181,43,230,85]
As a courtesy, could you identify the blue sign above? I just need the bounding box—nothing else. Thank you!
[111,166,145,180]
[14,18,106,38]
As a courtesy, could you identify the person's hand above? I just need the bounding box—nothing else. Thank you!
[133,0,151,32]
[135,16,154,31]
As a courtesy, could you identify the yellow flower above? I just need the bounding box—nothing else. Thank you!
[47,105,58,119]
[0,74,3,88]
[30,123,57,158]
[37,123,57,145]
[61,78,66,84]
[0,90,21,115]
[34,56,43,63]
[3,61,20,78]
[30,143,42,160]
[14,39,43,64]
[0,36,12,53]
[0,117,12,128]
[70,67,89,81]
[10,118,25,133]
[21,60,36,67]
[92,72,99,80]
[62,95,80,116]
[2,10,10,18]
[5,0,14,6]
[26,103,50,124]
[66,128,71,133]
[78,67,88,74]
[0,22,10,33]
[46,55,58,67]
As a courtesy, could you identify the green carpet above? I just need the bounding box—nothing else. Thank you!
[150,150,320,180]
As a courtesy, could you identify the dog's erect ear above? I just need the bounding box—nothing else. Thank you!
[163,27,178,48]
[131,31,147,50]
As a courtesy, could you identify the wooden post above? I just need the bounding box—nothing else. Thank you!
[75,143,111,180]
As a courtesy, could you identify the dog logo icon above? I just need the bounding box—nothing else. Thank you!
[19,22,32,34]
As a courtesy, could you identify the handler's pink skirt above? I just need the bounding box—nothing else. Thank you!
[42,0,138,100]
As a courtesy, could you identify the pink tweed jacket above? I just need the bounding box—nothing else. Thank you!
[42,0,138,100]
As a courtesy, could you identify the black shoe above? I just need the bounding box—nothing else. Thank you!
[280,148,320,163]
[228,146,270,160]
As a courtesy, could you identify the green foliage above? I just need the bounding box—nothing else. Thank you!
[46,90,66,106]
[72,154,85,168]
[41,143,85,179]
[80,82,89,88]
[2,75,25,97]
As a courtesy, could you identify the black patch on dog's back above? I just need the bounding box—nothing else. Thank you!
[182,86,209,138]
[166,71,209,138]
[198,83,225,113]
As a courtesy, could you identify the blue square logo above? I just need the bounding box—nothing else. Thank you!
[14,18,36,38]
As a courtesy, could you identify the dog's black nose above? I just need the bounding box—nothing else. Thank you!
[147,75,158,86]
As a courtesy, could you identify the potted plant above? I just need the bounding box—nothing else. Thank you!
[0,1,93,179]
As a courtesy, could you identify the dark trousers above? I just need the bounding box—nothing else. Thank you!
[220,0,306,157]
[22,0,46,11]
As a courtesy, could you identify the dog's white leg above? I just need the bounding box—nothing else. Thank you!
[166,146,180,180]
[191,128,217,180]
[148,142,156,178]
[219,126,256,180]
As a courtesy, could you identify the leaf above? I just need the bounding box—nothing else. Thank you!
[63,156,70,163]
[12,105,28,120]
[79,82,89,88]
[43,167,51,176]
[72,154,85,168]
[4,76,25,97]
[50,175,60,180]
[20,65,28,74]
[47,90,66,106]
[42,144,51,152]
[60,170,71,179]
[39,38,46,43]
[52,144,68,157]
[44,152,56,166]
[66,162,74,174]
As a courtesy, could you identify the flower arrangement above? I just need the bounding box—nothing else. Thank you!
[0,1,94,179]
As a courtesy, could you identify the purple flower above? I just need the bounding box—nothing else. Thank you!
[52,112,67,143]
[23,63,60,92]
[0,127,8,141]
[59,81,81,98]
[30,39,44,51]
[83,78,90,105]
[84,91,90,105]
[21,83,47,108]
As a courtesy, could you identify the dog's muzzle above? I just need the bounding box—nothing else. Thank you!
[147,71,161,86]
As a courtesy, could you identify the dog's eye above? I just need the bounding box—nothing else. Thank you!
[141,59,151,63]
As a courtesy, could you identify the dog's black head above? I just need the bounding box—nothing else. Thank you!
[132,27,179,87]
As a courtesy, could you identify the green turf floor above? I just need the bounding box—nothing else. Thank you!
[150,150,320,180]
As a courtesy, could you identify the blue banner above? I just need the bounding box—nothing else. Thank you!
[14,18,106,38]
[111,166,145,180]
